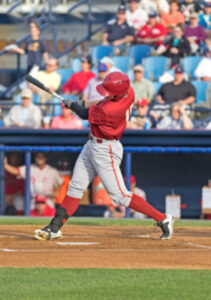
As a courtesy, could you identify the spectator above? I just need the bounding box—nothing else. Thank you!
[156,65,196,105]
[83,63,109,101]
[30,194,56,217]
[130,65,154,102]
[184,13,206,55]
[29,57,61,114]
[9,20,48,73]
[198,2,211,31]
[4,152,63,208]
[157,103,193,129]
[126,0,148,33]
[50,102,83,130]
[161,0,185,34]
[140,0,169,14]
[127,98,157,129]
[62,55,95,96]
[195,42,211,81]
[180,0,202,23]
[135,11,167,49]
[160,25,190,66]
[102,5,135,55]
[3,89,42,128]
[100,57,121,73]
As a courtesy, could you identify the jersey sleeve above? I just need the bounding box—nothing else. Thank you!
[88,104,106,125]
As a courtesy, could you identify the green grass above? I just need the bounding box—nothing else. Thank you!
[1,268,211,300]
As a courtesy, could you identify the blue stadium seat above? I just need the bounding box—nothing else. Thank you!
[153,81,162,95]
[91,45,114,65]
[14,93,39,104]
[182,56,202,79]
[112,56,132,73]
[52,95,77,116]
[127,69,134,81]
[143,56,170,81]
[128,45,151,66]
[57,68,74,86]
[191,80,210,104]
[0,119,3,127]
[71,58,81,73]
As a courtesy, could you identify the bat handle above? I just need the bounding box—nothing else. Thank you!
[51,91,65,102]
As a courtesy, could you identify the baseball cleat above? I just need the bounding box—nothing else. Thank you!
[34,227,63,241]
[157,214,174,240]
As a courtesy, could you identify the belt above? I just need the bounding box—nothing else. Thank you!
[89,135,103,144]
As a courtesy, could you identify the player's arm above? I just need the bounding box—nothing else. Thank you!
[4,157,19,176]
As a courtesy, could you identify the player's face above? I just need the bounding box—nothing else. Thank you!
[35,154,47,167]
[129,2,139,12]
[35,202,46,214]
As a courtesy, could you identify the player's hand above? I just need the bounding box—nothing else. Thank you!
[63,98,74,109]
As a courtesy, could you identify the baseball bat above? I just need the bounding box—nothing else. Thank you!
[26,74,64,101]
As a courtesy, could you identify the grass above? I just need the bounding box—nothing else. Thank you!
[1,268,211,300]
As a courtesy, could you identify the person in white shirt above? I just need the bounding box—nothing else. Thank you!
[194,43,211,81]
[140,0,169,15]
[126,0,148,32]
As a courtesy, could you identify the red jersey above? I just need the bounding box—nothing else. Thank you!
[88,86,134,140]
[136,23,166,46]
[30,205,56,217]
[62,71,96,94]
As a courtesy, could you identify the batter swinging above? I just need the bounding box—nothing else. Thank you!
[34,72,174,240]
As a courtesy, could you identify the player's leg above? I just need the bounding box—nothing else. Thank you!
[34,142,96,240]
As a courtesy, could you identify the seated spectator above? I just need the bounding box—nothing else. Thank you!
[50,102,83,129]
[4,152,63,208]
[156,65,196,105]
[82,63,109,101]
[127,98,157,129]
[140,0,169,14]
[161,0,185,34]
[30,194,56,217]
[130,65,154,102]
[180,0,202,23]
[136,11,167,49]
[100,57,121,73]
[3,89,42,128]
[157,103,193,129]
[194,42,211,81]
[62,55,95,96]
[184,13,206,55]
[102,5,135,55]
[198,2,211,31]
[29,57,61,114]
[158,25,190,66]
[126,0,148,33]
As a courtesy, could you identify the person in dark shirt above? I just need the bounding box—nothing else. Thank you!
[156,65,196,105]
[102,5,135,55]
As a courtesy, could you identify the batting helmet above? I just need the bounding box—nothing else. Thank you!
[96,72,130,98]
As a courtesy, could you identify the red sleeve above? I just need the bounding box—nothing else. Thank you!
[62,74,75,92]
[88,104,106,125]
[160,24,167,37]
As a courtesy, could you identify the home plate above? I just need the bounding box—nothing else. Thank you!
[56,242,100,246]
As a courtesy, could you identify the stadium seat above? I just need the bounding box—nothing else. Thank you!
[191,80,210,104]
[128,45,151,66]
[57,68,74,86]
[0,119,3,127]
[91,45,114,65]
[143,56,170,81]
[52,94,77,116]
[127,69,134,81]
[153,81,162,95]
[182,56,202,79]
[71,58,81,73]
[112,56,132,73]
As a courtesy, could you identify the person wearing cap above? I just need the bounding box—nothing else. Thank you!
[30,194,56,217]
[141,0,169,15]
[184,12,206,54]
[136,11,167,48]
[198,2,211,30]
[126,0,148,33]
[102,5,135,55]
[127,98,157,129]
[161,0,185,34]
[82,63,109,101]
[131,65,154,102]
[100,57,121,73]
[62,55,96,96]
[3,88,42,128]
[156,65,196,106]
[50,102,83,130]
[157,103,193,129]
[180,0,202,23]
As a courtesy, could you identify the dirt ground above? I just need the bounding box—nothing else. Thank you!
[0,225,211,269]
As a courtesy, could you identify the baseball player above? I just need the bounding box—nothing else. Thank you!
[34,72,174,240]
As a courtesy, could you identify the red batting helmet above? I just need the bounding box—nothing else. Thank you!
[96,72,130,98]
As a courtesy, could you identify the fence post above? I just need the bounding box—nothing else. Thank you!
[125,152,132,218]
[24,151,31,216]
[0,149,5,215]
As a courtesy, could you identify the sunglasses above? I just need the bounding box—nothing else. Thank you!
[134,70,143,73]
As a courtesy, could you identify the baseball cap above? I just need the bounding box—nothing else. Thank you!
[123,175,136,184]
[133,64,144,72]
[175,65,184,74]
[35,194,47,203]
[100,56,114,65]
[190,12,198,19]
[137,98,149,107]
[98,63,108,72]
[81,54,92,64]
[149,11,157,18]
[21,88,33,99]
[118,4,126,12]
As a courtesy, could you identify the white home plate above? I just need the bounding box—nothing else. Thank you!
[56,242,100,246]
